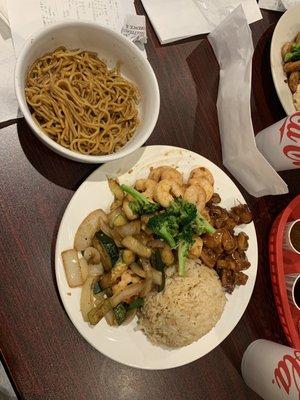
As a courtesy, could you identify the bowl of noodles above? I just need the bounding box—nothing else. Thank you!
[15,21,160,163]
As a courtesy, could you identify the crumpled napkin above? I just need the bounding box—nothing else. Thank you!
[0,0,20,122]
[258,0,298,11]
[208,5,288,197]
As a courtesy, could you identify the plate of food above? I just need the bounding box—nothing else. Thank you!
[271,5,300,115]
[55,145,258,369]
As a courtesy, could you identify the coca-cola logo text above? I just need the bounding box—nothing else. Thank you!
[272,350,300,396]
[279,113,300,166]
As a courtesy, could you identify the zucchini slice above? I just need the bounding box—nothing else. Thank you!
[93,231,119,271]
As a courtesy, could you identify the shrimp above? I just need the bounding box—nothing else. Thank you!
[148,166,183,185]
[188,177,213,202]
[183,185,206,212]
[188,237,203,259]
[154,179,184,207]
[188,167,214,186]
[135,178,157,200]
[122,197,138,220]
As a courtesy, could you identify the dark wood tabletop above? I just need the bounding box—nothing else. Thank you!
[0,3,299,400]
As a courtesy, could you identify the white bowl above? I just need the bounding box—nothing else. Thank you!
[15,21,160,163]
[270,5,300,115]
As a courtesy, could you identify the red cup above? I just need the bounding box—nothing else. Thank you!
[255,112,300,171]
[241,339,300,399]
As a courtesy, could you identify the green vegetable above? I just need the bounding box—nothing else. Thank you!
[93,281,102,295]
[284,44,300,62]
[113,303,127,325]
[128,297,144,309]
[167,198,197,225]
[193,213,215,235]
[177,226,195,277]
[147,198,215,276]
[94,231,119,270]
[147,213,179,248]
[120,184,160,215]
[88,299,112,325]
[150,250,165,291]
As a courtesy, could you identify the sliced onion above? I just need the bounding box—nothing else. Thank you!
[61,249,83,288]
[140,260,153,296]
[83,247,101,264]
[130,262,146,278]
[89,263,104,276]
[79,257,89,283]
[105,310,116,326]
[130,262,162,286]
[110,283,144,307]
[74,209,107,251]
[110,228,124,247]
[98,212,112,238]
[118,220,141,237]
[80,276,97,321]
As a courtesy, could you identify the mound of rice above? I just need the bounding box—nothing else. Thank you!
[138,259,226,348]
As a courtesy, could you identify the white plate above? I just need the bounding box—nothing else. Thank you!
[270,5,300,115]
[55,145,258,370]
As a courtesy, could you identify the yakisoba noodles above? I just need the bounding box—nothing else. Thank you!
[25,47,140,155]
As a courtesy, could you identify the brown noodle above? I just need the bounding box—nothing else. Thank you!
[25,47,140,155]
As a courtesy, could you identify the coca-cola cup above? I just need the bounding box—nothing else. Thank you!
[241,339,300,399]
[255,112,300,171]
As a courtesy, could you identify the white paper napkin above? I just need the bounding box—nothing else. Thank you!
[141,0,262,44]
[0,15,20,122]
[208,5,288,197]
[258,0,299,10]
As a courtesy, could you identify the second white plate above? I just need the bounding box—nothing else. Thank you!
[270,5,300,115]
[55,145,258,370]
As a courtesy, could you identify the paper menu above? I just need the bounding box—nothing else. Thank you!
[7,0,136,56]
[141,0,262,44]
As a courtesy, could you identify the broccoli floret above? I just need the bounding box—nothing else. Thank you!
[284,43,300,62]
[193,213,215,235]
[147,213,179,248]
[167,198,197,225]
[177,226,194,277]
[168,198,215,234]
[120,184,160,215]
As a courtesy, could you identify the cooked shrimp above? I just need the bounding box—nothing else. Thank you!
[184,185,206,212]
[188,167,214,186]
[189,177,213,202]
[149,166,183,185]
[135,179,157,200]
[122,198,138,220]
[154,179,184,207]
[188,237,203,259]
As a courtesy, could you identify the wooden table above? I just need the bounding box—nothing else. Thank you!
[0,4,299,400]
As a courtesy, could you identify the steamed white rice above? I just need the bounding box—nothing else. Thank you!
[138,259,226,348]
